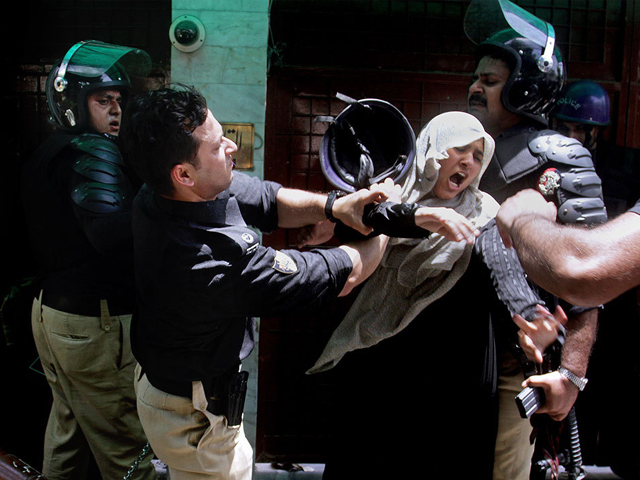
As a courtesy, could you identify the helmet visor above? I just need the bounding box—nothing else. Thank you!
[59,40,152,81]
[464,0,552,50]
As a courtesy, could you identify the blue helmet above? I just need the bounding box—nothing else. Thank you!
[551,80,610,126]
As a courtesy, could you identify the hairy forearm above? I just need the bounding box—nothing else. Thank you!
[560,309,598,377]
[510,215,578,295]
[511,213,640,306]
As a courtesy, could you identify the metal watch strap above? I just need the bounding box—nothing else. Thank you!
[558,366,588,391]
[325,190,345,222]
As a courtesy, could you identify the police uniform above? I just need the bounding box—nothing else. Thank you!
[22,131,156,480]
[131,172,353,480]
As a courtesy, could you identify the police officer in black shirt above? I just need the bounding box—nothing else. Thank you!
[120,85,394,480]
[21,41,157,480]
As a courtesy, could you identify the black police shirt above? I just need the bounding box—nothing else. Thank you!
[131,172,353,382]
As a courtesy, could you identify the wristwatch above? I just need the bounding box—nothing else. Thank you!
[558,366,589,391]
[324,190,346,223]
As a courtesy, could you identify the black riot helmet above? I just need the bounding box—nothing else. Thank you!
[317,93,416,193]
[465,0,565,125]
[46,40,152,133]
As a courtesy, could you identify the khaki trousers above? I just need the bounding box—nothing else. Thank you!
[134,364,253,480]
[493,353,535,480]
[31,292,156,480]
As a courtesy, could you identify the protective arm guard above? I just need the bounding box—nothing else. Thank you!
[69,134,131,214]
[529,131,608,225]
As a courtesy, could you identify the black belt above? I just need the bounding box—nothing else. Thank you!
[41,291,134,316]
[145,369,235,400]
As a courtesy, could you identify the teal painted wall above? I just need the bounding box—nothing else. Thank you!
[170,0,270,179]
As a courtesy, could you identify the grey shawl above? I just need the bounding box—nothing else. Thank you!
[308,111,499,374]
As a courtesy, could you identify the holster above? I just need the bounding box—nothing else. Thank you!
[205,370,249,427]
[146,367,250,427]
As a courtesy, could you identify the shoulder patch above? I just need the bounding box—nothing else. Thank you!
[272,251,298,274]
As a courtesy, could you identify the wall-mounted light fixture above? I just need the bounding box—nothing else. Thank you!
[169,15,205,53]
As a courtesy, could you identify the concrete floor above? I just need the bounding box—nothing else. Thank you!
[152,461,625,479]
[253,463,625,479]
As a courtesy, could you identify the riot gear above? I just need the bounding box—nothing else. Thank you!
[70,134,132,214]
[465,0,565,124]
[530,131,607,224]
[316,93,415,193]
[46,40,152,133]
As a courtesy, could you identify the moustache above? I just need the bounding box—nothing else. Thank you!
[468,94,487,107]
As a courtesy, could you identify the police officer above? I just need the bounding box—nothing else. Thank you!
[120,85,393,480]
[21,41,156,480]
[463,1,607,478]
[551,80,611,156]
[551,81,640,480]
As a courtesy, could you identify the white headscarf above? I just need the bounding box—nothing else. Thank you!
[308,111,500,374]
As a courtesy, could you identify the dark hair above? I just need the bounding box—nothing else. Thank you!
[121,84,208,196]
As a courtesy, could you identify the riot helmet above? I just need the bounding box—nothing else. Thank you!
[317,93,416,193]
[551,80,610,126]
[46,40,152,133]
[464,0,565,124]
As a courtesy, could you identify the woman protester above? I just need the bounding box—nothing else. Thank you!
[307,111,563,479]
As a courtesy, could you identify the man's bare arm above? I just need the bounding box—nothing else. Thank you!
[276,187,392,235]
[500,203,640,306]
[338,235,389,297]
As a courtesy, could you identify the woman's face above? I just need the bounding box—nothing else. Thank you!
[432,138,485,200]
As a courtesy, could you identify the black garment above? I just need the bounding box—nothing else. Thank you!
[321,250,505,480]
[335,201,425,242]
[479,120,548,204]
[131,172,353,383]
[21,131,136,305]
[594,143,640,218]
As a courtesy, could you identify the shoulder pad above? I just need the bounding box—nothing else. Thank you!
[528,130,594,168]
[558,197,608,224]
[71,134,124,166]
[72,154,126,185]
[71,182,128,214]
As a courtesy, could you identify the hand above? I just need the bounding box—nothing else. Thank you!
[297,220,336,248]
[496,189,557,248]
[332,188,388,236]
[523,370,579,421]
[414,206,480,244]
[513,304,568,363]
[369,177,402,204]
